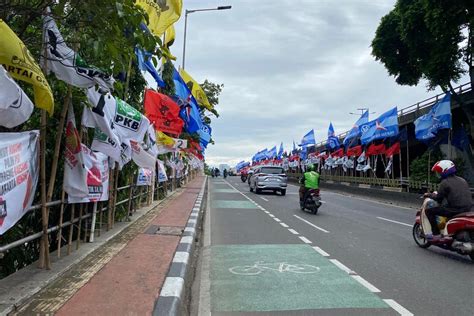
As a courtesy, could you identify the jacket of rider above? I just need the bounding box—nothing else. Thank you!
[430,175,473,212]
[300,171,320,189]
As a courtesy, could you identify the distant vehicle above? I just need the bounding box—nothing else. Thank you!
[300,189,322,214]
[247,168,255,184]
[249,166,287,196]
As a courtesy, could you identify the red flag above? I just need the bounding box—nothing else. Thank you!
[366,143,386,156]
[144,89,184,136]
[332,148,344,158]
[385,142,400,157]
[347,145,362,157]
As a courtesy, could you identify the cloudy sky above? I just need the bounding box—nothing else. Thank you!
[168,0,449,167]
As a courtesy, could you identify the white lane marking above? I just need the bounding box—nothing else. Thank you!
[258,206,266,211]
[312,246,330,257]
[351,275,381,293]
[377,216,412,227]
[274,218,281,222]
[383,299,414,316]
[288,228,299,235]
[299,236,312,244]
[260,197,269,202]
[264,210,270,214]
[329,259,355,275]
[268,214,275,218]
[293,215,330,233]
[280,223,289,228]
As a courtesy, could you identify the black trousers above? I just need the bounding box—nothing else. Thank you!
[425,207,463,235]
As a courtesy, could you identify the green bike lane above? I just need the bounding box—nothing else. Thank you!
[203,178,396,315]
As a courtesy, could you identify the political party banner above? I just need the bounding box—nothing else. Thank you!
[130,140,156,170]
[0,131,39,235]
[136,168,153,186]
[157,137,187,154]
[63,102,88,198]
[158,159,168,182]
[68,145,109,203]
[0,65,34,128]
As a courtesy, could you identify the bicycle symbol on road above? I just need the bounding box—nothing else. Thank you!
[229,261,321,275]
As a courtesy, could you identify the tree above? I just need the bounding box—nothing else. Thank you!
[371,0,473,93]
[201,80,223,118]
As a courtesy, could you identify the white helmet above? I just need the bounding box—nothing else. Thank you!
[431,160,456,177]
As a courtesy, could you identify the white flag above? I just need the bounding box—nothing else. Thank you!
[0,131,40,235]
[0,65,34,128]
[43,14,115,91]
[157,159,168,182]
[130,140,156,170]
[63,102,88,198]
[136,168,153,186]
[385,157,393,175]
[357,151,366,163]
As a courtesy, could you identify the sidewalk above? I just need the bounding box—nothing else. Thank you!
[13,176,206,316]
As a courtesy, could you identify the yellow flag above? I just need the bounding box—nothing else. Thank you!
[136,0,182,37]
[156,131,175,146]
[179,68,213,111]
[165,25,175,47]
[0,19,54,115]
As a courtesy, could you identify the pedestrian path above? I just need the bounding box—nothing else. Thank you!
[15,176,206,316]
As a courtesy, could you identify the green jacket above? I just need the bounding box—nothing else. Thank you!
[301,171,320,189]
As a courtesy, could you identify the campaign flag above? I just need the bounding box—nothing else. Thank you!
[346,145,362,157]
[332,148,344,158]
[144,125,159,157]
[267,146,277,159]
[198,124,212,147]
[385,142,400,158]
[278,142,284,159]
[156,131,175,146]
[0,131,40,235]
[414,93,452,140]
[360,107,399,145]
[0,65,34,128]
[68,146,109,203]
[144,89,183,136]
[179,68,213,111]
[63,102,88,198]
[299,129,315,147]
[136,168,153,186]
[343,111,369,147]
[135,48,165,88]
[164,25,177,60]
[136,0,182,37]
[173,68,203,133]
[366,143,386,156]
[157,159,168,182]
[130,140,156,170]
[300,146,308,160]
[0,20,54,115]
[327,122,340,149]
[357,151,366,163]
[43,14,115,92]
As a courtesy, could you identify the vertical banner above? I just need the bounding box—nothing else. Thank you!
[68,145,109,203]
[158,159,168,182]
[0,131,40,235]
[136,168,153,186]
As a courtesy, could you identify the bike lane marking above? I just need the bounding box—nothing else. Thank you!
[377,216,412,227]
[383,299,414,316]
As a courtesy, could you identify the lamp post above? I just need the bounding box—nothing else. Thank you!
[182,5,232,69]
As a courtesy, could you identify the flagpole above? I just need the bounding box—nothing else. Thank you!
[406,126,410,192]
[448,128,452,159]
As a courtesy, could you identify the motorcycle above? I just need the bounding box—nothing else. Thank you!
[300,189,322,214]
[413,197,474,261]
[241,174,248,182]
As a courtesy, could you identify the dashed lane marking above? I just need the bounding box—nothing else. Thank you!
[288,228,299,235]
[329,259,355,275]
[273,218,281,222]
[280,223,289,228]
[383,299,414,316]
[377,216,412,227]
[351,275,381,293]
[298,236,312,244]
[312,246,330,257]
[293,214,330,233]
[260,197,269,202]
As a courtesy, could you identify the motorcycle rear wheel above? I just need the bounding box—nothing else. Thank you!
[413,223,430,248]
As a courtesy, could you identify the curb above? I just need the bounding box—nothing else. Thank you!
[153,177,207,316]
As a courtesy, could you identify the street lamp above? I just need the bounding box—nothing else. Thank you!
[349,108,375,116]
[182,5,232,69]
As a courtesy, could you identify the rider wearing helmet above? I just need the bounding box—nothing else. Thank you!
[424,160,473,239]
[299,164,320,205]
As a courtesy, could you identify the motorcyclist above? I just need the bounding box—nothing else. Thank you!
[423,160,473,240]
[299,164,320,205]
[223,168,228,178]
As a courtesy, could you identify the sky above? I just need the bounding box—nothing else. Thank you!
[164,0,463,168]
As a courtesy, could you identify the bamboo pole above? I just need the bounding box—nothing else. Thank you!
[67,204,75,255]
[89,202,98,242]
[98,202,102,237]
[107,167,114,230]
[112,165,119,228]
[76,204,83,250]
[57,190,66,257]
[127,172,134,219]
[38,110,51,269]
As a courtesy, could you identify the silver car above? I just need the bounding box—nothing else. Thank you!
[249,166,287,196]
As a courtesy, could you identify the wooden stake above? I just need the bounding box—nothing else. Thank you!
[67,203,75,255]
[57,190,66,258]
[76,204,83,250]
[98,202,102,237]
[107,167,114,230]
[38,110,51,269]
[89,202,98,242]
[112,165,119,228]
[127,172,134,219]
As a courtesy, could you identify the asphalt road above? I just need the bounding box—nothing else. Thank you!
[195,177,473,315]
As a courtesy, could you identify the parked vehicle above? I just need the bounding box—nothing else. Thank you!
[300,189,322,214]
[413,197,474,261]
[249,166,287,195]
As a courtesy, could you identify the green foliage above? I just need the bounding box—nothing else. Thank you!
[410,149,443,183]
[371,0,473,91]
[201,80,223,118]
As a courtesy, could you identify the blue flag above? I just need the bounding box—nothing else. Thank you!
[299,129,316,147]
[327,122,340,149]
[198,124,212,148]
[267,146,277,159]
[173,67,203,133]
[256,149,267,161]
[343,111,369,147]
[414,93,452,141]
[135,48,165,88]
[300,146,308,160]
[278,142,284,159]
[360,107,399,145]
